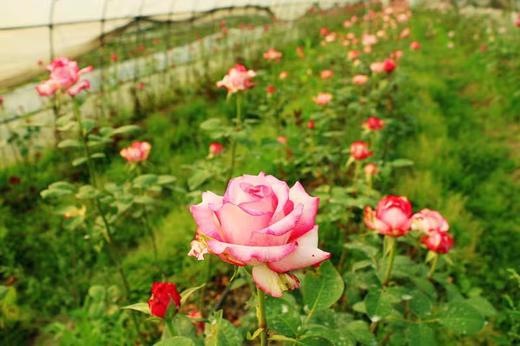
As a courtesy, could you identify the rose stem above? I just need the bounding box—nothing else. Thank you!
[383,236,396,286]
[256,287,268,346]
[428,252,439,279]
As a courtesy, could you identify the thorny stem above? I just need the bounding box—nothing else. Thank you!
[256,287,268,346]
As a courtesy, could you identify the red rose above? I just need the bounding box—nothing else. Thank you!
[383,59,396,73]
[362,116,384,131]
[350,141,373,160]
[148,282,181,318]
[307,119,315,129]
[421,231,454,254]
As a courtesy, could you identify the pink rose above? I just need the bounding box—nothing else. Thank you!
[263,48,282,62]
[400,28,411,39]
[120,141,151,163]
[391,50,404,60]
[348,50,360,60]
[362,34,378,46]
[364,195,413,237]
[216,64,256,94]
[421,231,454,254]
[320,27,330,36]
[320,69,334,80]
[364,163,378,176]
[313,92,333,106]
[307,119,315,129]
[362,116,384,131]
[276,136,288,145]
[189,173,330,297]
[352,74,369,85]
[36,57,92,97]
[350,141,373,160]
[410,41,421,50]
[411,209,449,234]
[370,62,385,74]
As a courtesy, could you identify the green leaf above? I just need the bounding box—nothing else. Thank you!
[466,296,496,317]
[365,288,393,321]
[180,284,205,305]
[438,301,485,335]
[409,290,433,318]
[406,324,437,346]
[72,157,88,167]
[81,119,96,133]
[345,321,375,346]
[154,336,195,346]
[122,302,150,315]
[265,295,301,338]
[204,312,242,346]
[76,185,98,200]
[90,152,106,159]
[302,261,344,314]
[57,139,81,148]
[188,170,212,190]
[200,118,223,131]
[133,174,159,188]
[112,125,140,135]
[158,175,176,185]
[389,159,414,168]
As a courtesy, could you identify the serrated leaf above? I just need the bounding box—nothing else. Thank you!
[466,296,496,317]
[72,157,88,166]
[302,261,344,314]
[58,139,81,148]
[439,301,485,335]
[112,125,140,135]
[365,288,393,321]
[406,324,437,346]
[122,302,150,314]
[409,290,433,317]
[180,284,205,305]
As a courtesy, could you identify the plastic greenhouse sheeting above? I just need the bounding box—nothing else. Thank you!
[0,0,362,87]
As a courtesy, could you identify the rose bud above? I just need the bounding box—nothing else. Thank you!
[383,59,396,73]
[364,195,413,237]
[391,50,404,60]
[279,71,288,80]
[266,85,277,95]
[209,142,224,157]
[307,119,315,129]
[370,62,385,74]
[421,231,454,254]
[277,136,288,145]
[320,27,330,36]
[410,41,421,50]
[187,307,205,334]
[120,141,151,163]
[296,46,305,58]
[111,53,118,62]
[8,176,21,185]
[411,209,449,234]
[189,172,330,297]
[362,116,384,131]
[216,64,256,94]
[352,74,369,85]
[0,96,4,108]
[148,282,181,318]
[364,163,378,176]
[348,50,360,60]
[516,14,520,28]
[136,82,145,90]
[263,48,282,62]
[350,141,373,160]
[400,27,411,39]
[312,92,333,106]
[320,69,334,80]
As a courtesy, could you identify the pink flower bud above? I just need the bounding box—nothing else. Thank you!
[364,195,413,237]
[320,70,334,80]
[312,92,333,106]
[120,141,151,163]
[383,58,396,73]
[266,85,277,95]
[364,163,378,176]
[350,141,373,160]
[362,116,384,131]
[352,74,369,85]
[263,48,282,62]
[279,71,288,80]
[216,64,256,94]
[421,231,454,254]
[209,142,224,157]
[307,119,315,129]
[410,41,421,50]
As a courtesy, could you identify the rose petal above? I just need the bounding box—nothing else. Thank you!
[216,203,272,245]
[268,226,330,273]
[288,182,319,240]
[207,239,296,266]
[255,204,303,236]
[190,192,224,241]
[252,264,300,297]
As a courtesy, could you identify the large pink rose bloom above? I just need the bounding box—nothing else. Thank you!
[36,57,92,97]
[216,64,256,94]
[364,195,413,237]
[189,172,330,297]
